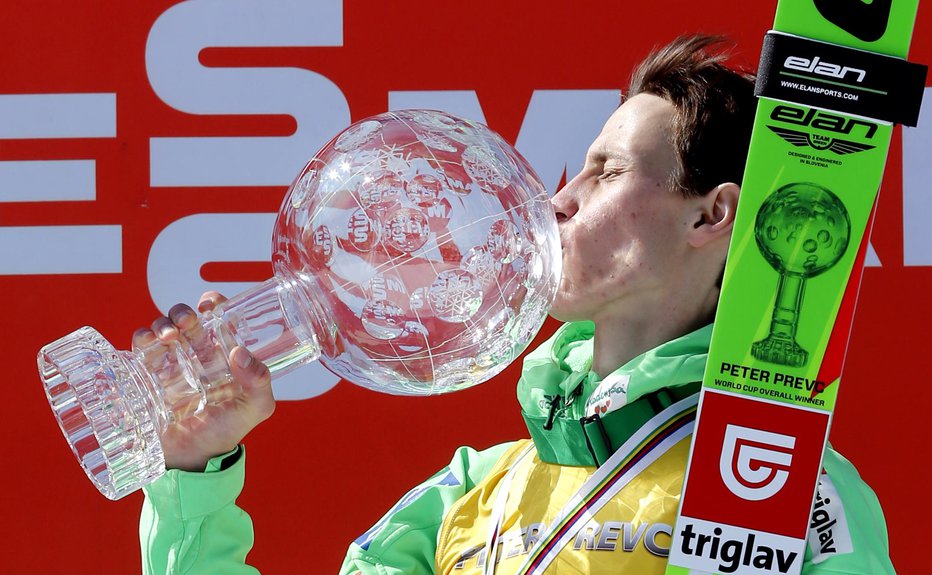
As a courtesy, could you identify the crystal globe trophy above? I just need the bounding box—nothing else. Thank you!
[751,182,850,367]
[38,110,561,500]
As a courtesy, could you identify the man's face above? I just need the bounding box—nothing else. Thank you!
[549,93,698,323]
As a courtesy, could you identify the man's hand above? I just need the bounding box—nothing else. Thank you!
[132,291,275,472]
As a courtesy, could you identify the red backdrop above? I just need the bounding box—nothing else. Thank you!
[1,1,929,572]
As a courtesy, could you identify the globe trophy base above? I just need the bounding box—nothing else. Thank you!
[39,326,165,500]
[751,334,808,368]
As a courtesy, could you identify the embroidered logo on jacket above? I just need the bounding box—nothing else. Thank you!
[584,374,630,417]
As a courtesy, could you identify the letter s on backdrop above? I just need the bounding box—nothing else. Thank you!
[146,0,350,187]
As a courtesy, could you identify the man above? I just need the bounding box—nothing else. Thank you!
[139,36,894,574]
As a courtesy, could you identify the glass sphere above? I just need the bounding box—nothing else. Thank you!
[754,182,850,278]
[273,110,561,395]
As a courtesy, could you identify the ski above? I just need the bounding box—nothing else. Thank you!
[665,1,926,574]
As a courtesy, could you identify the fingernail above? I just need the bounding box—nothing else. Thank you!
[232,347,254,369]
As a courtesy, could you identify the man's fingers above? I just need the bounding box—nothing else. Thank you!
[131,325,175,378]
[168,303,198,330]
[151,315,178,343]
[132,327,158,349]
[229,346,275,421]
[198,291,227,314]
[132,327,168,360]
[168,303,211,358]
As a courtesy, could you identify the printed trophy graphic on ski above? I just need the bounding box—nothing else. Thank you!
[38,110,562,500]
[751,183,850,367]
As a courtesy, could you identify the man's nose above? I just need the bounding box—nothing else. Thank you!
[550,184,578,224]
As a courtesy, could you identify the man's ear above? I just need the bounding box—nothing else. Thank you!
[687,182,740,248]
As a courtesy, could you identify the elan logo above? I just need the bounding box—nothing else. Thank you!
[770,104,878,139]
[720,424,796,501]
[784,55,866,83]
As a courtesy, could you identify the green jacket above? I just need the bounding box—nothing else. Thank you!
[141,322,895,574]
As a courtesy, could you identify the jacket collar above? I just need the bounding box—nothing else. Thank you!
[518,322,712,466]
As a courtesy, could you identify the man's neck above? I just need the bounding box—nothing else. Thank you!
[590,293,717,377]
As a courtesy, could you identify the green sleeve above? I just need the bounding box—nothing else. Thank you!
[802,446,895,575]
[140,446,259,575]
[339,441,515,575]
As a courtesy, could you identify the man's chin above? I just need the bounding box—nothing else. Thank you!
[547,298,585,324]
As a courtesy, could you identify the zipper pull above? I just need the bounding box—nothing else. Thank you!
[543,394,560,430]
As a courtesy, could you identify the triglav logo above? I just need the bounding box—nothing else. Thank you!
[720,424,796,501]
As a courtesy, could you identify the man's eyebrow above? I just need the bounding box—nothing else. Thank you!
[589,146,632,164]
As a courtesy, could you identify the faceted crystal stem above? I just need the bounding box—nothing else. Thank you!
[135,271,328,426]
[211,271,327,377]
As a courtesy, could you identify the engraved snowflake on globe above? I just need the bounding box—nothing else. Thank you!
[417,130,458,152]
[334,120,382,152]
[463,145,509,192]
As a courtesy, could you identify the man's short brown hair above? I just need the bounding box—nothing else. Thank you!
[627,35,757,197]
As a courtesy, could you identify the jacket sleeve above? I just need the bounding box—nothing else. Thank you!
[339,442,516,575]
[801,446,895,575]
[140,446,259,575]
